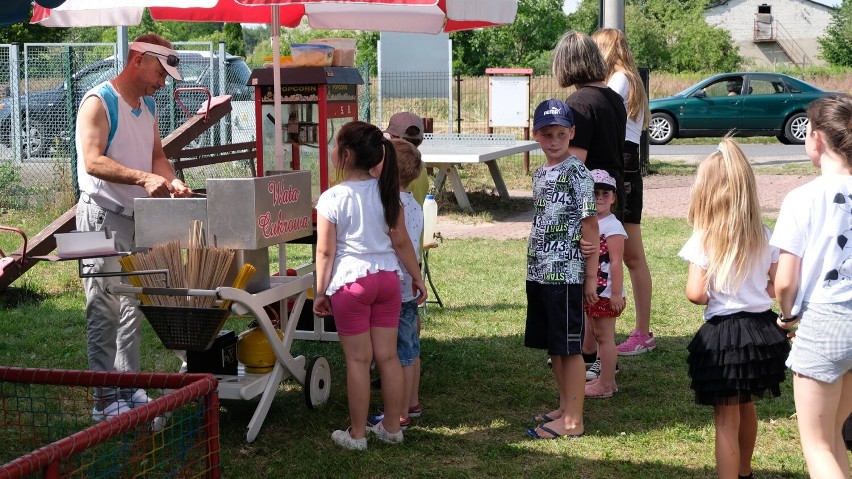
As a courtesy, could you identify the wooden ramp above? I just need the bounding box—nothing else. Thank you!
[0,97,238,291]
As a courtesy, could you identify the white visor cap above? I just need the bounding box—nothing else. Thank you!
[129,42,182,81]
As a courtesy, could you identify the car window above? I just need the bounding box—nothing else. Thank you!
[177,60,211,86]
[701,76,745,97]
[226,60,254,101]
[228,60,252,87]
[783,79,803,93]
[746,79,777,95]
[75,63,117,93]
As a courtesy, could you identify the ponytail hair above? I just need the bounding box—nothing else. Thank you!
[378,138,401,228]
[335,121,400,228]
[687,136,765,293]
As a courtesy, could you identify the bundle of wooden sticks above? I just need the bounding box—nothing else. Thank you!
[119,220,254,308]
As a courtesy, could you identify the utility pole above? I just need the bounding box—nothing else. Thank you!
[599,0,625,30]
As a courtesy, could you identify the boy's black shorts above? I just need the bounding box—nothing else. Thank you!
[524,281,585,356]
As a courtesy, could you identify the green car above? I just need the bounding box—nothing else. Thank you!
[648,72,836,145]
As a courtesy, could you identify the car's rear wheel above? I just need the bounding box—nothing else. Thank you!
[783,112,808,145]
[22,118,46,158]
[648,112,676,145]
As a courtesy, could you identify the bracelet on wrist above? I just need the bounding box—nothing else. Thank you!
[778,312,799,323]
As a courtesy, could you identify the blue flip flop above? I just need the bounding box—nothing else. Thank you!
[532,412,559,423]
[526,425,584,440]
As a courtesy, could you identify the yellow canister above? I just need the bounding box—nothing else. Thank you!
[237,327,284,374]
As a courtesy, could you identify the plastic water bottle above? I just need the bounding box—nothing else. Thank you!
[422,194,438,248]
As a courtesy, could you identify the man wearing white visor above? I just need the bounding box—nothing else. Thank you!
[75,33,192,423]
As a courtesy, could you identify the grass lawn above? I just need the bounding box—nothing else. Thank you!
[0,161,820,478]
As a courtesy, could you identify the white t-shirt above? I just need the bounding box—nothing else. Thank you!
[608,71,643,145]
[770,175,852,314]
[679,226,778,320]
[595,214,628,299]
[315,178,401,296]
[400,191,423,302]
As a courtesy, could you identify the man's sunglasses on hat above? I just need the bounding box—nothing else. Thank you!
[143,51,179,67]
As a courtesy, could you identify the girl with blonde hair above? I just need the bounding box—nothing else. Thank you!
[679,138,790,479]
[591,28,656,356]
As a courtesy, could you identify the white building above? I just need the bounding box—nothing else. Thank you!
[704,0,837,68]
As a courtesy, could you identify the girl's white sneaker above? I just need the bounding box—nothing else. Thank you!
[331,427,367,450]
[369,420,404,444]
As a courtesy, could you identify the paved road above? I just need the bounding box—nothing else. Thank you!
[650,143,808,164]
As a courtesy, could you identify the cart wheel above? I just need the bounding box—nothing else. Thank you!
[304,356,331,409]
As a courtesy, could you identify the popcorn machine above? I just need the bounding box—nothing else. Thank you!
[248,67,363,202]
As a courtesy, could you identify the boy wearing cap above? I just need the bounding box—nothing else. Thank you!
[582,169,627,399]
[385,111,430,205]
[525,99,599,440]
[376,111,429,408]
[75,33,191,423]
[367,138,425,431]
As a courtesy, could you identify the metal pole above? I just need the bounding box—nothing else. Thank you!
[448,39,453,134]
[116,27,128,70]
[639,66,650,176]
[272,6,285,172]
[601,0,624,31]
[9,43,21,165]
[219,42,227,146]
[377,40,382,130]
[455,74,462,134]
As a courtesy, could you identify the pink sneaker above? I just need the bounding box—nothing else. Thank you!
[616,330,656,356]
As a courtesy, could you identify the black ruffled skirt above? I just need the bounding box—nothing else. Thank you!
[687,309,790,406]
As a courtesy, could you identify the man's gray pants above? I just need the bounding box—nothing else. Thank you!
[76,201,142,402]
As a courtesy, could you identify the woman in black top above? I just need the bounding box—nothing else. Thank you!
[553,30,627,220]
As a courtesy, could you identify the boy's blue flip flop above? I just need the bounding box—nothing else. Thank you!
[526,425,584,440]
[532,413,559,423]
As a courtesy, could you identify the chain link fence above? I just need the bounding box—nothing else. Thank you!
[0,42,256,210]
[1,44,570,212]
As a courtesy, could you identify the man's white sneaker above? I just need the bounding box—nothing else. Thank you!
[92,400,131,422]
[129,389,151,408]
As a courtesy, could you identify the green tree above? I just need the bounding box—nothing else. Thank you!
[355,32,379,73]
[224,23,245,57]
[243,25,271,63]
[567,0,740,73]
[819,0,852,67]
[451,0,568,75]
[128,8,159,39]
[660,4,741,72]
[0,8,67,44]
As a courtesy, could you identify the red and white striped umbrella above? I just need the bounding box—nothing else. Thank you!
[31,0,518,168]
[33,0,518,34]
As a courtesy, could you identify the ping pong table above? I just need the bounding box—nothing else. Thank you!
[419,133,541,212]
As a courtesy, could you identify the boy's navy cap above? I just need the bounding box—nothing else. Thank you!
[533,99,574,132]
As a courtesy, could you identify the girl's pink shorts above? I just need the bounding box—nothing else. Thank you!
[331,270,402,336]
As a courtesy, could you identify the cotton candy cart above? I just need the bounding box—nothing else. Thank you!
[105,171,330,443]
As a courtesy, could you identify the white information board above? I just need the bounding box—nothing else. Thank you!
[488,76,530,128]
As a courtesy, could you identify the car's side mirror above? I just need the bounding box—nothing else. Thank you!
[692,89,706,99]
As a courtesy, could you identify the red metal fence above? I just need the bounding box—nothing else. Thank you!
[0,368,220,479]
